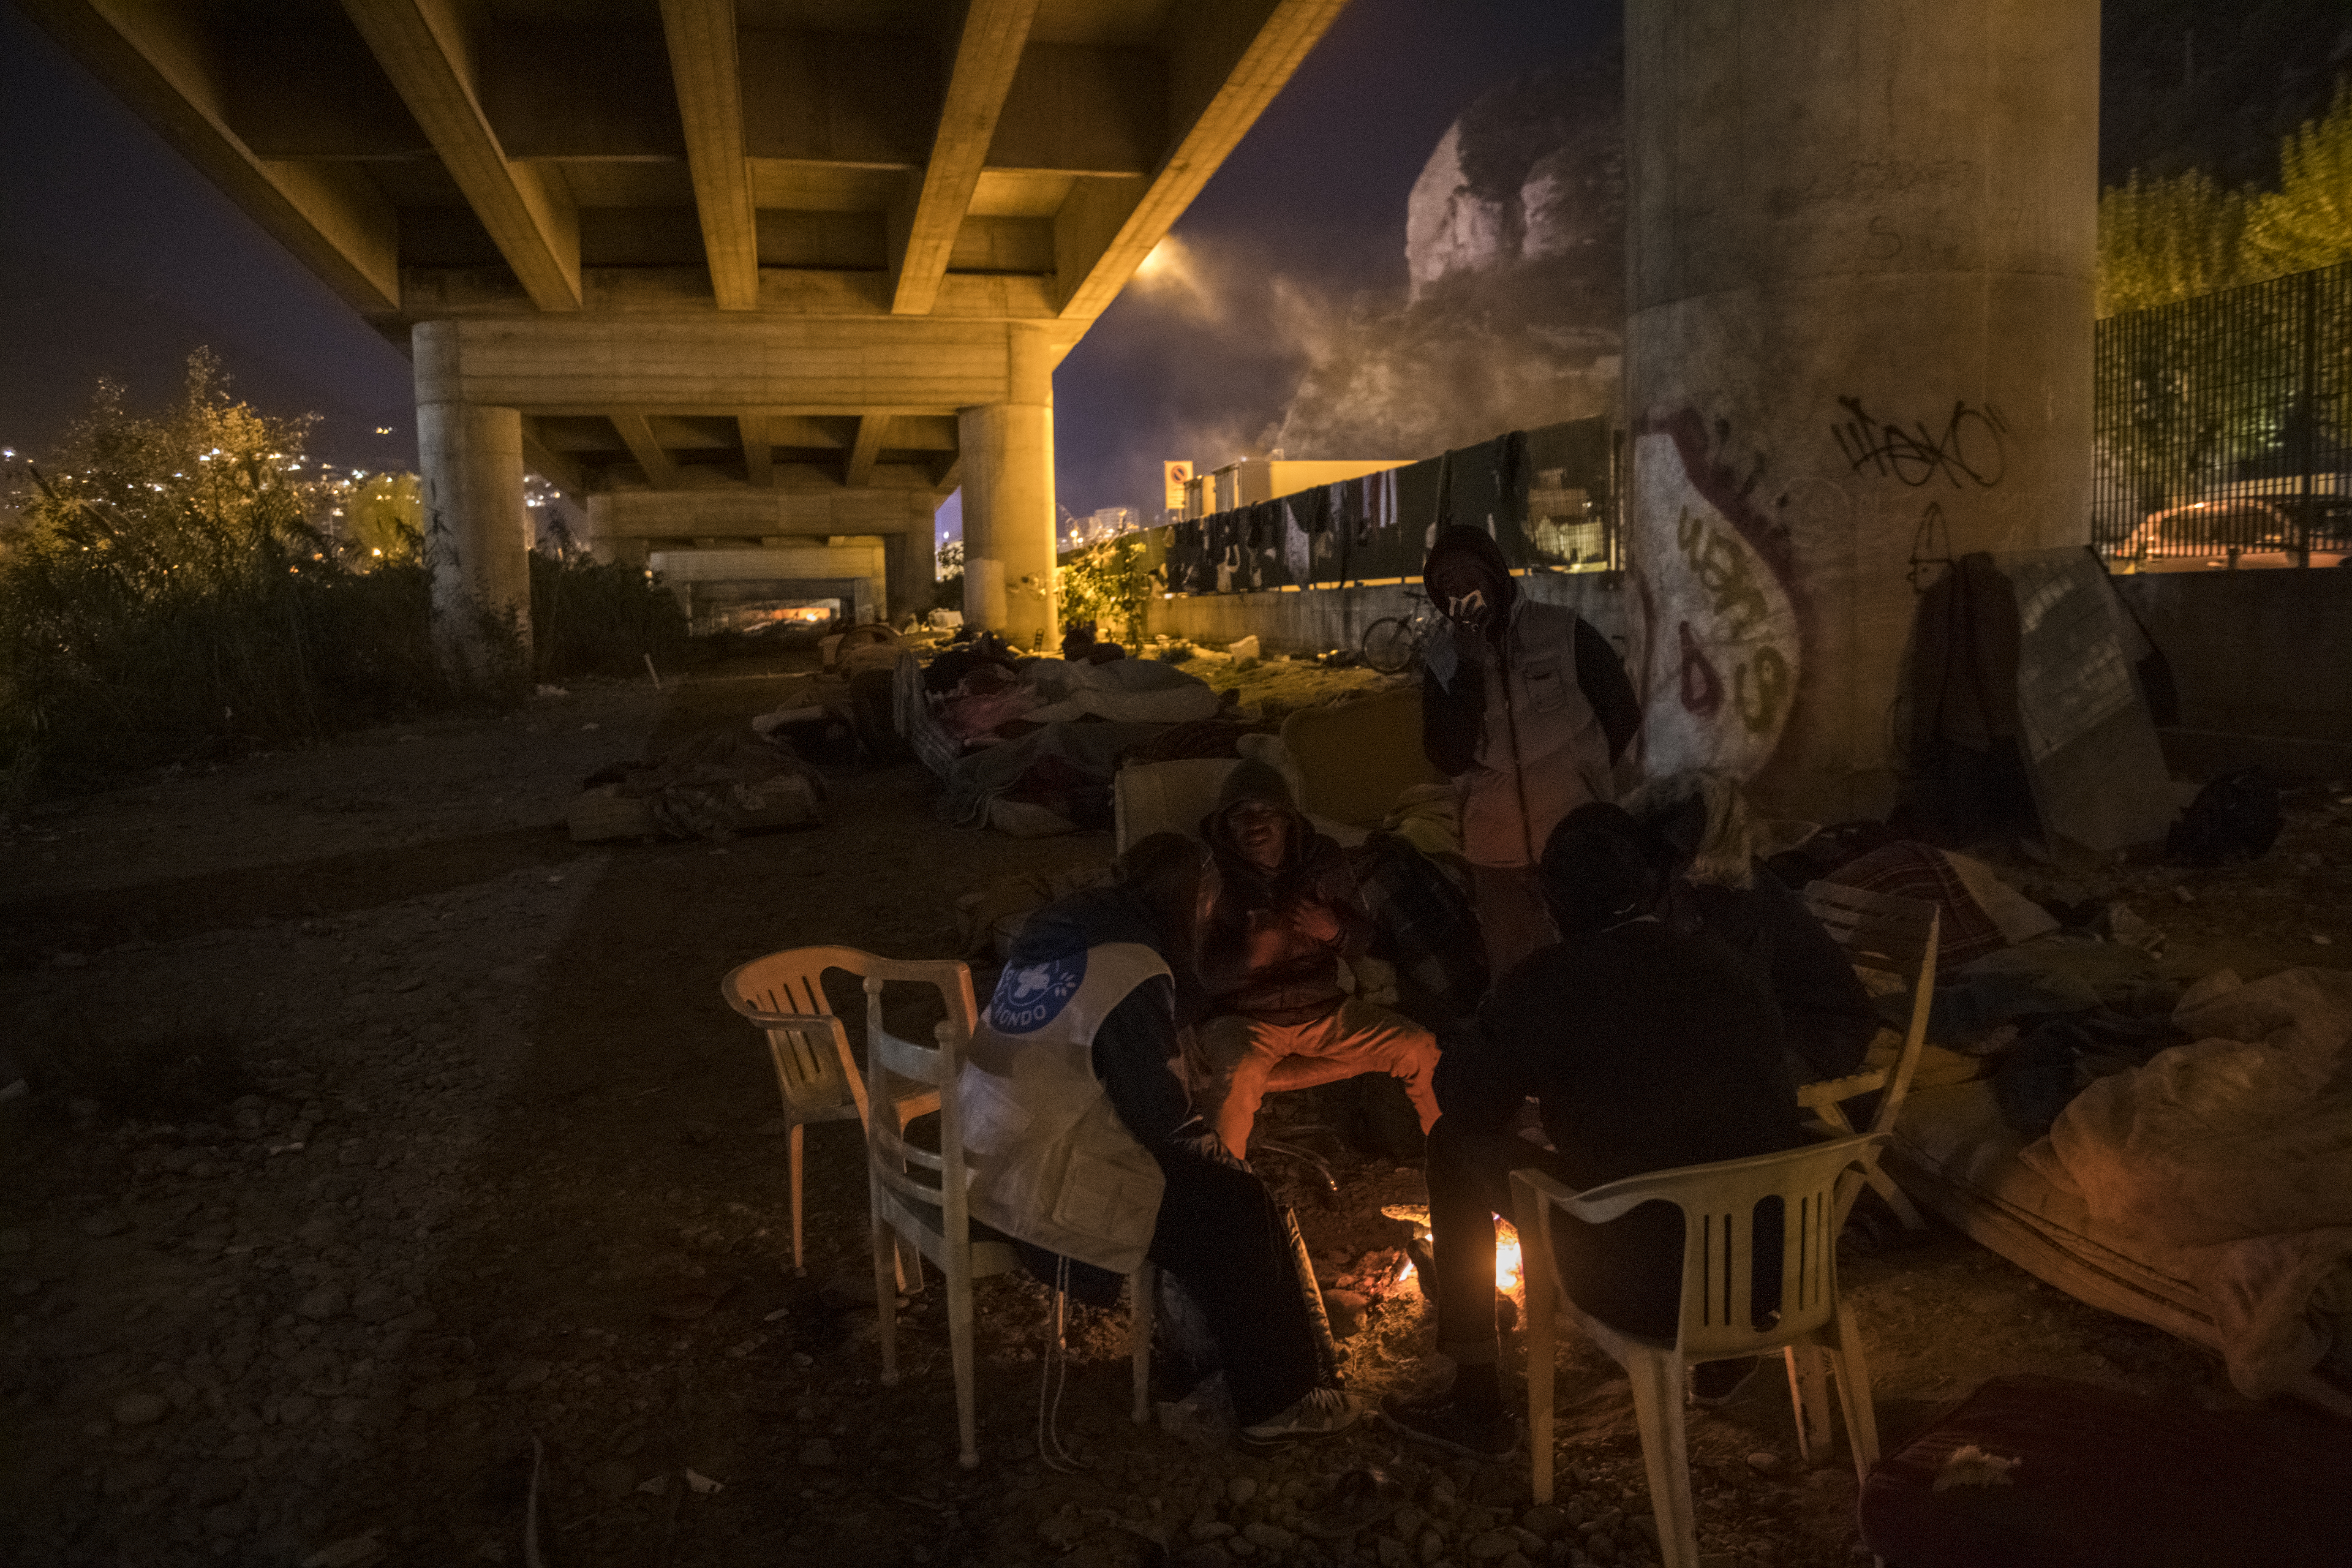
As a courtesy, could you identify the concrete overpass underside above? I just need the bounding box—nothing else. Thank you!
[25,0,1345,671]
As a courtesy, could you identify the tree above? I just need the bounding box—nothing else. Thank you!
[2248,80,2352,277]
[2098,169,2254,316]
[339,472,423,569]
[2098,76,2352,317]
[0,351,439,793]
[1056,533,1154,645]
[933,538,964,613]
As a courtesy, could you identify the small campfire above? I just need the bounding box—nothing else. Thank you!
[1381,1203,1526,1296]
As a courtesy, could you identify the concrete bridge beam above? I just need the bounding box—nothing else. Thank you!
[417,399,532,685]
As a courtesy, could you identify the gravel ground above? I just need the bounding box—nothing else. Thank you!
[3,652,2345,1568]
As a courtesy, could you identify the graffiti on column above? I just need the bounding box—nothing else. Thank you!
[1829,396,2007,488]
[1631,410,1805,780]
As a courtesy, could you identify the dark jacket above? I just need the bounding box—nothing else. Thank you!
[1667,869,1880,1081]
[1198,761,1374,1025]
[1434,918,1806,1339]
[1435,919,1805,1187]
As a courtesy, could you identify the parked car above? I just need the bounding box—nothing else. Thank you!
[2121,498,2349,571]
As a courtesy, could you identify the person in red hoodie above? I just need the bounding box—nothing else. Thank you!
[1190,761,1443,1158]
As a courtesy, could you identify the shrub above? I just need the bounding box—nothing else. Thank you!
[0,353,692,802]
[529,549,688,681]
[1056,532,1154,645]
[0,354,453,797]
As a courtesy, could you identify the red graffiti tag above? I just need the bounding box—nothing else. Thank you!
[1677,621,1723,718]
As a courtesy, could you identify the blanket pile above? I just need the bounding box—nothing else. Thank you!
[2021,967,2352,1399]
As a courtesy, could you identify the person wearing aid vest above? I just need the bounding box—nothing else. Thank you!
[1419,524,1642,976]
[958,832,1362,1450]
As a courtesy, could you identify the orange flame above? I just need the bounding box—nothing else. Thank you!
[1389,1221,1525,1295]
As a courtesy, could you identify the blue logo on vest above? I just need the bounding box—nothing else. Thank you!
[991,951,1085,1034]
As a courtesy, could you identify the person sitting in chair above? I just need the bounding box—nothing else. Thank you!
[1382,805,1806,1459]
[1625,771,1879,1083]
[1190,761,1443,1159]
[958,832,1361,1451]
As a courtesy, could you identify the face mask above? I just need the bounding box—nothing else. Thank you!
[1444,587,1489,627]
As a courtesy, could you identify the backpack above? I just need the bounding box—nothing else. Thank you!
[2165,769,2283,867]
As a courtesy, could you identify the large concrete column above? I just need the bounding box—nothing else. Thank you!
[958,324,1058,651]
[882,530,928,626]
[416,398,533,686]
[1622,0,2099,820]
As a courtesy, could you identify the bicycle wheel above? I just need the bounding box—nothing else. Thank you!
[1361,616,1418,675]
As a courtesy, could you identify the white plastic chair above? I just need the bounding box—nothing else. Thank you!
[855,957,1154,1468]
[1513,1135,1889,1568]
[1796,883,1940,1230]
[720,946,943,1274]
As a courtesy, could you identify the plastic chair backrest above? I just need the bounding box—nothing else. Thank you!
[858,959,981,1250]
[720,945,882,1123]
[1524,1134,1888,1364]
[1802,882,1941,1132]
[1113,758,1240,852]
[1278,684,1443,827]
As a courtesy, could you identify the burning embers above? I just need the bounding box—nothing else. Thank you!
[1382,1203,1527,1296]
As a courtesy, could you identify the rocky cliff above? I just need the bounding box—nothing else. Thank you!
[1276,44,1626,460]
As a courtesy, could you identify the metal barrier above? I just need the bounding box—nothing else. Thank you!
[2094,259,2352,567]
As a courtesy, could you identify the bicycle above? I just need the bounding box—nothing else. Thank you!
[1359,589,1446,675]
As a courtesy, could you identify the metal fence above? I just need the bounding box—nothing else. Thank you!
[1065,416,1621,598]
[2093,258,2352,566]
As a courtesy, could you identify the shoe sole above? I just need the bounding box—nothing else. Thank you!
[1379,1410,1516,1462]
[1236,1411,1364,1454]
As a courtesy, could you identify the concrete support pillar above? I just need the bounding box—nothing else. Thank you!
[882,531,928,626]
[417,399,532,685]
[958,324,1057,651]
[1622,0,2098,820]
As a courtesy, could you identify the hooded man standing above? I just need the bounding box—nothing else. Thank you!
[1192,760,1443,1159]
[1420,524,1642,975]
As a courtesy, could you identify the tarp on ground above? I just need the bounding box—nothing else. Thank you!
[935,721,1170,828]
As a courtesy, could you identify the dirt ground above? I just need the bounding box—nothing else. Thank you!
[3,648,2347,1568]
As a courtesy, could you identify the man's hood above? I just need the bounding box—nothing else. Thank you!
[1421,524,1520,620]
[1200,758,1313,878]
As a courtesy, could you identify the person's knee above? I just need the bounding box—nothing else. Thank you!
[1194,1015,1259,1072]
[1427,1115,1478,1163]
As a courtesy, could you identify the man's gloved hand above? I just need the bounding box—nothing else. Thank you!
[1165,1116,1250,1173]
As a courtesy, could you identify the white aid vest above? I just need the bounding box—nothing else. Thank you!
[957,941,1172,1276]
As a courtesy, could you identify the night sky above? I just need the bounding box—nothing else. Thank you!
[0,1,1609,532]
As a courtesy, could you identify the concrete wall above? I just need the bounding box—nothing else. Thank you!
[2113,568,2352,777]
[1143,572,1631,659]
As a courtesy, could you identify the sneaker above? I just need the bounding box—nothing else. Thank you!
[1240,1387,1364,1452]
[1380,1386,1517,1461]
[1689,1356,1766,1407]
